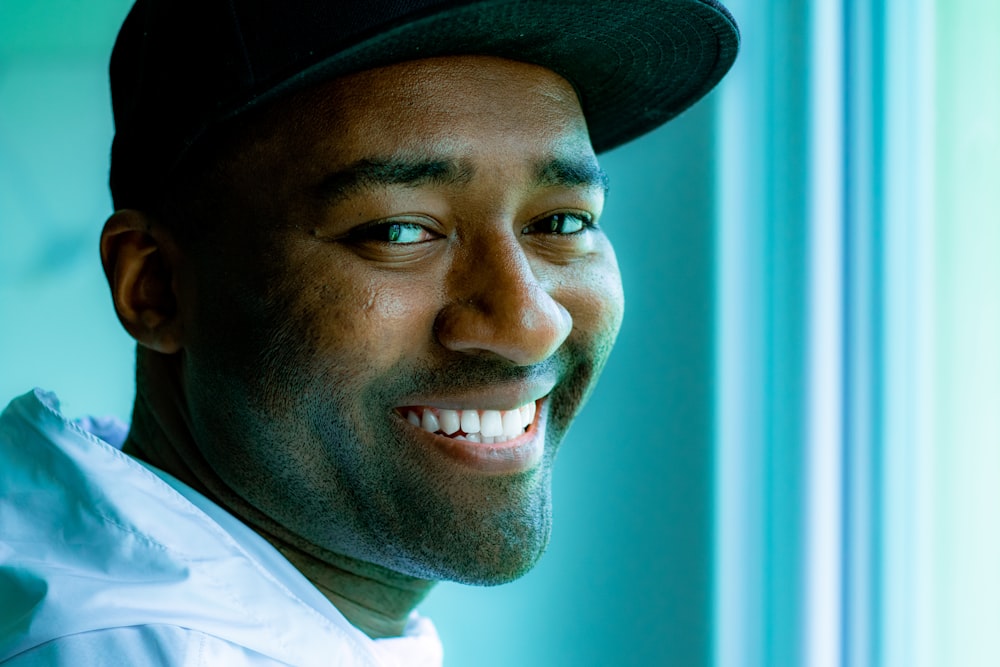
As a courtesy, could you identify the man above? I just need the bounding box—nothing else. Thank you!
[0,0,738,664]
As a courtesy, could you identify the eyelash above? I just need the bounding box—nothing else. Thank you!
[523,212,595,236]
[346,220,438,245]
[345,211,596,246]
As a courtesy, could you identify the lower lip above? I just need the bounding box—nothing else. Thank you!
[399,401,546,475]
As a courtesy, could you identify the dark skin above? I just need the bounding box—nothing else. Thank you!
[100,56,625,639]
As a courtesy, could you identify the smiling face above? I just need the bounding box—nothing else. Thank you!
[172,56,624,584]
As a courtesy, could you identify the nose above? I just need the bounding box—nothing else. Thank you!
[434,238,572,366]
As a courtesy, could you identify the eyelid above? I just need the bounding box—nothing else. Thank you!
[522,210,598,235]
[342,216,443,244]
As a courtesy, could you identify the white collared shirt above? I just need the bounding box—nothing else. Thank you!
[0,390,443,667]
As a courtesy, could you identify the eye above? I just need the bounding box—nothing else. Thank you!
[347,220,439,245]
[523,212,595,236]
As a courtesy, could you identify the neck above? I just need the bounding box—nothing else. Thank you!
[122,348,435,638]
[267,536,434,638]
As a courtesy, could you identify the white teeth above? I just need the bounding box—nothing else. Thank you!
[480,410,503,437]
[421,410,440,433]
[438,409,461,435]
[460,410,480,435]
[519,402,534,429]
[403,400,539,441]
[502,409,522,437]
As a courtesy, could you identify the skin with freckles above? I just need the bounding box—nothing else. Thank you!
[100,56,624,639]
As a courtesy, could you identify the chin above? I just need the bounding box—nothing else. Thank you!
[454,524,553,587]
[377,493,555,586]
[430,534,552,587]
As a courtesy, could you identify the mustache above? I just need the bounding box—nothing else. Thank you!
[373,350,571,400]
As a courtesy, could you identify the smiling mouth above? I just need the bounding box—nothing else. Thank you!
[397,401,537,444]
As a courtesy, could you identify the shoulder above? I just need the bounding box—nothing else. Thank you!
[1,625,290,667]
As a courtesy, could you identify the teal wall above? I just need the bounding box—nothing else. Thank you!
[0,2,718,665]
[0,0,135,419]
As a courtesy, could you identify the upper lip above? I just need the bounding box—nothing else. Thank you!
[393,378,557,411]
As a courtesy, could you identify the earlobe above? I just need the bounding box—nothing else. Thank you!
[100,210,183,354]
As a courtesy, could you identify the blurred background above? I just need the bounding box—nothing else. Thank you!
[1,0,998,665]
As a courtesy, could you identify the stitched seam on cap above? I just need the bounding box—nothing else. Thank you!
[226,0,257,88]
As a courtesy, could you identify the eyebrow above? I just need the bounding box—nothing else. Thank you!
[311,154,609,203]
[311,157,473,203]
[536,156,610,194]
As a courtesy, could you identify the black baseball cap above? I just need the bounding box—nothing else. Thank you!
[109,0,739,210]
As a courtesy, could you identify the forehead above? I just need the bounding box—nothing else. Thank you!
[235,56,595,175]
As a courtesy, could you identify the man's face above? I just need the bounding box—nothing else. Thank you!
[176,56,624,584]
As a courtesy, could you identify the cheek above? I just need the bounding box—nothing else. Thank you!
[260,262,442,393]
[186,229,445,402]
[541,247,623,430]
[560,246,625,347]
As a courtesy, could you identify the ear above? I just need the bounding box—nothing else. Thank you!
[100,210,184,354]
